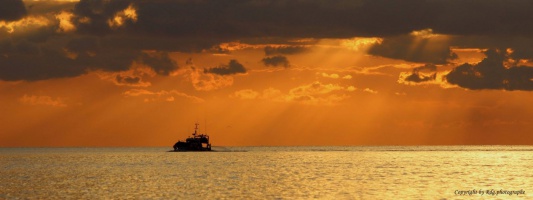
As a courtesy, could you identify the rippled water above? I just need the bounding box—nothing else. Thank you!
[1,146,532,199]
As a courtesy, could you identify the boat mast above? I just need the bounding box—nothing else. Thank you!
[193,122,199,136]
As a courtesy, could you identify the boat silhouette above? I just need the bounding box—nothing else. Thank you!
[172,123,212,151]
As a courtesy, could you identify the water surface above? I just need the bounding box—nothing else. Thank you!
[1,146,532,199]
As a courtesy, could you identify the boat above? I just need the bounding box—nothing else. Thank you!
[172,123,212,151]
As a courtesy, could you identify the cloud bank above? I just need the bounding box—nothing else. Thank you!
[204,60,246,75]
[262,56,289,68]
[446,49,533,91]
[1,0,533,92]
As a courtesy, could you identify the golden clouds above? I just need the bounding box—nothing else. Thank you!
[123,89,204,103]
[0,15,49,34]
[290,81,346,96]
[212,42,258,53]
[320,73,340,79]
[410,29,440,39]
[122,4,137,20]
[363,88,378,94]
[108,4,137,29]
[20,94,67,107]
[55,11,75,32]
[231,87,283,101]
[397,65,455,88]
[341,37,382,51]
[319,72,352,79]
[232,81,357,105]
[232,89,260,100]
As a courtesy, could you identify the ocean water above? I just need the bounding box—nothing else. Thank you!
[1,146,532,199]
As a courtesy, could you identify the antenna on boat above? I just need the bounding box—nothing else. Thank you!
[194,122,199,136]
[205,119,207,134]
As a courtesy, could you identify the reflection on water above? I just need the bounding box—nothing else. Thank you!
[1,146,532,199]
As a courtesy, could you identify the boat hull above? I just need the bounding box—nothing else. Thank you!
[173,141,211,151]
[168,149,214,152]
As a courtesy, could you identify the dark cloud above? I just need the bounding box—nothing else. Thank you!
[100,36,220,53]
[12,0,533,41]
[13,0,533,41]
[0,47,85,81]
[68,0,533,38]
[429,1,533,37]
[402,64,438,83]
[67,0,403,38]
[448,36,533,60]
[264,46,308,56]
[368,33,457,64]
[25,1,77,15]
[69,0,532,67]
[4,0,533,82]
[0,36,178,81]
[115,74,141,84]
[0,0,27,21]
[66,36,100,53]
[116,74,140,84]
[0,39,40,55]
[140,52,178,76]
[261,56,290,68]
[446,49,533,91]
[204,60,246,75]
[73,43,139,73]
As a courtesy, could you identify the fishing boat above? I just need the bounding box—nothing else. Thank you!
[172,123,212,151]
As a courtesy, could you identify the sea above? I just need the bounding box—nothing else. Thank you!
[1,146,532,199]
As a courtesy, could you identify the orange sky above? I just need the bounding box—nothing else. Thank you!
[2,0,533,146]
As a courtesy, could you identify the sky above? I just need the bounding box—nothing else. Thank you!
[2,0,533,147]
